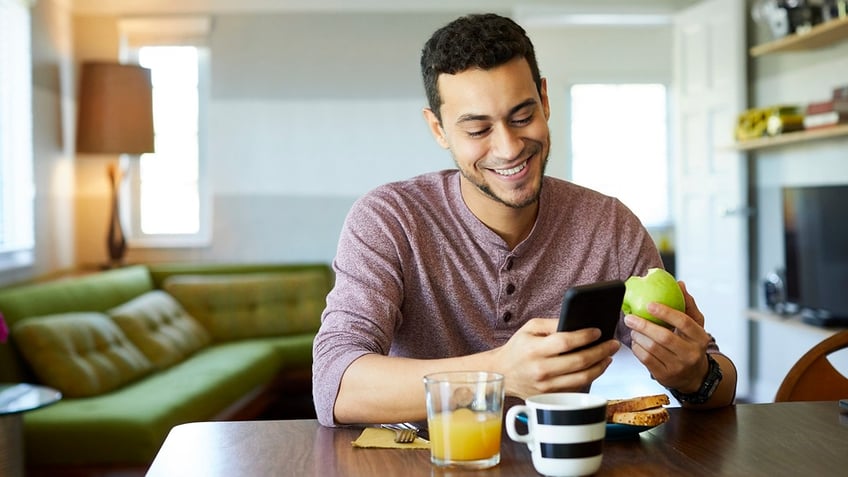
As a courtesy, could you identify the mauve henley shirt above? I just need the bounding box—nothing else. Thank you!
[312,170,665,426]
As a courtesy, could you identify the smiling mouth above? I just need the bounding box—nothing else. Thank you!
[492,160,528,177]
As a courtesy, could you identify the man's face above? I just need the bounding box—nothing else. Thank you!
[425,57,550,211]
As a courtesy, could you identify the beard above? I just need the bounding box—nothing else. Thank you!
[455,135,550,209]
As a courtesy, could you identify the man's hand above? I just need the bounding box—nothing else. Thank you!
[491,318,621,399]
[624,281,737,407]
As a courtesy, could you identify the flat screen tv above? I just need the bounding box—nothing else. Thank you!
[782,184,848,323]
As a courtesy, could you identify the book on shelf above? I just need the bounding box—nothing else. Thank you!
[803,110,848,130]
[805,98,848,115]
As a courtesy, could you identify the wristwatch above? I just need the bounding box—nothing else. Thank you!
[669,354,723,404]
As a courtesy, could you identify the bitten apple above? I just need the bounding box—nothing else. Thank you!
[622,268,684,327]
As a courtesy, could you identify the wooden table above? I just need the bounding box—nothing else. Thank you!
[146,401,848,476]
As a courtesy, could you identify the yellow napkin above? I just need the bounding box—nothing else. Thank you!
[351,427,430,449]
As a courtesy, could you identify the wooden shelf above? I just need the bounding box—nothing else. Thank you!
[750,15,848,56]
[734,123,848,151]
[747,309,845,335]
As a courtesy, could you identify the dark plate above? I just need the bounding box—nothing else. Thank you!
[515,413,657,440]
[605,422,658,440]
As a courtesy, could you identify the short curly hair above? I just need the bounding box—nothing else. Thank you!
[420,13,542,122]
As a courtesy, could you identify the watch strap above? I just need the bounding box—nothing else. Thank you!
[669,353,723,405]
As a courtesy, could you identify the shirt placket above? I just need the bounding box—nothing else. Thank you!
[496,253,520,330]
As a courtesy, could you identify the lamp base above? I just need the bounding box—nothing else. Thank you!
[106,162,127,268]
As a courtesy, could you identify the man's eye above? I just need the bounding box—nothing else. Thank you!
[512,115,532,126]
[467,128,490,138]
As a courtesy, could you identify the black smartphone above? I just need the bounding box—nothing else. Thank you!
[557,280,626,352]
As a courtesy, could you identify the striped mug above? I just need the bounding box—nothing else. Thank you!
[506,393,607,476]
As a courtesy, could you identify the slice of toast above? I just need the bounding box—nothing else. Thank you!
[609,406,670,426]
[606,393,670,421]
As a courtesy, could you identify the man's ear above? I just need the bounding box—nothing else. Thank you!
[540,77,551,120]
[423,108,449,149]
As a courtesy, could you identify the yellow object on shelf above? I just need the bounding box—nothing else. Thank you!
[735,105,803,141]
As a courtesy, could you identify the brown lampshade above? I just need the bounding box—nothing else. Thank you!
[76,62,155,154]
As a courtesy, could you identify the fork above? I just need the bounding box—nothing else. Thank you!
[381,423,418,443]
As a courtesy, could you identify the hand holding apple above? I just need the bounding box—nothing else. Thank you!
[621,268,685,328]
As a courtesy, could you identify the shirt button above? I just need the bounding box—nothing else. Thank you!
[502,311,512,323]
[505,258,514,270]
[506,283,515,295]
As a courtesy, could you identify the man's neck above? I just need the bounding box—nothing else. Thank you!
[460,180,539,250]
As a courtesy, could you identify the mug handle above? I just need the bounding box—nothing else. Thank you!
[505,405,532,444]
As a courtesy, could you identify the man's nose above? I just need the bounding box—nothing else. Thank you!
[491,125,523,160]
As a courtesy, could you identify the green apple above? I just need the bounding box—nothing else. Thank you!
[621,268,684,328]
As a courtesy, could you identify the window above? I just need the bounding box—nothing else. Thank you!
[0,0,34,271]
[119,17,211,247]
[569,84,670,228]
[136,46,201,236]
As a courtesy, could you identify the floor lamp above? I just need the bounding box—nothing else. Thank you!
[76,62,154,267]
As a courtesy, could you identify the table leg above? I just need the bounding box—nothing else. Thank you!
[0,413,24,477]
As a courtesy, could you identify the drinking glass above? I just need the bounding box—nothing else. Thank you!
[423,371,505,469]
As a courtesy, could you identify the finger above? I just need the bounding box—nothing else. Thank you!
[556,328,603,354]
[623,314,665,354]
[644,301,699,332]
[678,281,705,327]
[632,307,709,357]
[516,339,616,395]
[628,325,670,360]
[552,339,619,375]
[522,317,560,336]
[630,328,701,384]
[628,337,670,377]
[625,316,681,364]
[524,318,606,351]
[520,320,602,357]
[625,309,681,337]
[545,353,615,393]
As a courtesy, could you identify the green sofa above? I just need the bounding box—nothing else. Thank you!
[0,263,333,477]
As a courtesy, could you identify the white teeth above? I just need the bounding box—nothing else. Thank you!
[494,161,527,176]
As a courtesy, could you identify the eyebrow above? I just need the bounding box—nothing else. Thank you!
[455,98,538,125]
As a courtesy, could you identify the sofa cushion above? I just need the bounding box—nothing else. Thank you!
[162,272,326,342]
[12,312,153,398]
[0,265,155,384]
[108,290,211,369]
[23,340,282,466]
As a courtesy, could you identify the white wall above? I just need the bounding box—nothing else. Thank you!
[208,98,440,196]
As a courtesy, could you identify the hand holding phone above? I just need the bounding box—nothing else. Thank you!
[557,280,626,353]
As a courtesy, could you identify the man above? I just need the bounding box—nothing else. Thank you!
[312,13,736,427]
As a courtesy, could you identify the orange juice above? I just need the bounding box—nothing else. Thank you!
[428,408,502,461]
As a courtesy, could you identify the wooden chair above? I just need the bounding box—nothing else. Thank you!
[774,330,848,402]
